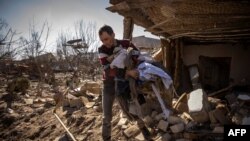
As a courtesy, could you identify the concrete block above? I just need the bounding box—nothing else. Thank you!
[85,102,95,108]
[156,133,171,141]
[80,81,101,94]
[24,98,33,105]
[123,125,140,138]
[117,118,128,126]
[121,125,128,129]
[170,123,184,133]
[157,120,169,132]
[168,116,184,125]
[135,133,145,141]
[155,113,164,121]
[188,89,210,123]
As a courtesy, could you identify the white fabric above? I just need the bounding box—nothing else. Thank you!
[110,49,127,69]
[137,52,154,63]
[151,84,170,118]
[237,94,250,101]
[137,62,173,89]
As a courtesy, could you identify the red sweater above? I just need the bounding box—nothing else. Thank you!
[98,39,138,81]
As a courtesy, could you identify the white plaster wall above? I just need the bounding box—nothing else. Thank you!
[183,43,250,83]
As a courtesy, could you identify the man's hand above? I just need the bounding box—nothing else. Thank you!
[107,54,115,62]
[126,69,139,79]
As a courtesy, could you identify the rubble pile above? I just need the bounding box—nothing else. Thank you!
[0,72,250,141]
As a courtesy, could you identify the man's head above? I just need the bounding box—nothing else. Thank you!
[99,25,115,48]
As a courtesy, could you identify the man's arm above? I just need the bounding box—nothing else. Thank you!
[98,47,110,70]
[121,40,140,79]
[126,69,139,79]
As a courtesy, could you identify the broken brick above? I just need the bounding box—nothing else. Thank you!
[157,120,169,132]
[117,118,128,126]
[123,125,140,138]
[170,123,184,133]
[168,115,184,125]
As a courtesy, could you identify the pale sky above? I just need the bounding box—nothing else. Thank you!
[0,0,159,52]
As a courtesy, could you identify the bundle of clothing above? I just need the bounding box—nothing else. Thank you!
[111,46,173,119]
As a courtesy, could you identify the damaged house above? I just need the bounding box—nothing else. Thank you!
[106,0,250,140]
[107,0,250,95]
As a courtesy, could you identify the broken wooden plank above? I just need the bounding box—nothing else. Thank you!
[54,113,77,141]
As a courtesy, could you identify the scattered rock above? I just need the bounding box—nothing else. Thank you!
[135,133,145,141]
[85,102,95,108]
[24,98,33,105]
[168,116,184,125]
[157,120,169,132]
[170,123,184,133]
[117,118,128,126]
[123,125,140,138]
[188,89,210,123]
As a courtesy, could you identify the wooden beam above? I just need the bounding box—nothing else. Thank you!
[123,17,134,40]
[168,28,250,39]
[120,9,154,27]
[161,39,172,73]
[106,1,130,12]
[107,0,160,12]
[160,5,176,18]
[188,36,250,40]
[174,39,181,90]
[185,33,250,38]
[175,13,250,19]
[145,19,173,31]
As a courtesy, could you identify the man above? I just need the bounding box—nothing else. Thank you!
[98,25,151,141]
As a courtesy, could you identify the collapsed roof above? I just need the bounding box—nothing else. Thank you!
[107,0,250,43]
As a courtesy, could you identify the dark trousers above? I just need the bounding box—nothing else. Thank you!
[102,80,145,141]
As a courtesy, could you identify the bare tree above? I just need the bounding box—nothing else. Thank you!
[0,18,19,60]
[56,20,100,85]
[19,19,52,96]
[74,20,100,52]
[19,19,50,59]
[56,20,100,70]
